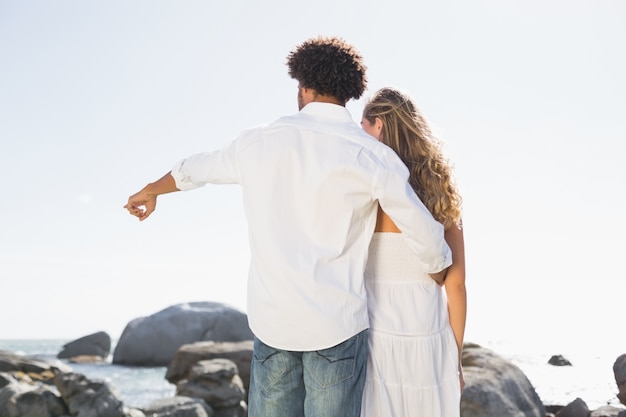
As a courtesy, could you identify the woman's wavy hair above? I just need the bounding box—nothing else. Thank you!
[363,87,462,229]
[286,36,367,103]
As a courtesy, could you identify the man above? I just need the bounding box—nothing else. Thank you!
[125,36,451,417]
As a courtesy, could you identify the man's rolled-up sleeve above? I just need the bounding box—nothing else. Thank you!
[171,137,243,191]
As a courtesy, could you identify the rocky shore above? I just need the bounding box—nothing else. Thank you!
[1,301,624,417]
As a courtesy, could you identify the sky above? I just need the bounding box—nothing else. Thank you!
[1,0,624,350]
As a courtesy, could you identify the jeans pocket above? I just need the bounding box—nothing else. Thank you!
[252,338,287,392]
[304,334,360,388]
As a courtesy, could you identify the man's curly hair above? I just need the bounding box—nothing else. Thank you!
[286,36,368,103]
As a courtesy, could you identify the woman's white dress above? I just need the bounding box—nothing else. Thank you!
[361,232,460,417]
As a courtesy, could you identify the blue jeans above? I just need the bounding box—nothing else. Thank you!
[248,330,368,417]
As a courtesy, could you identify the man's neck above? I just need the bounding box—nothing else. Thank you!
[312,94,345,107]
[299,86,346,109]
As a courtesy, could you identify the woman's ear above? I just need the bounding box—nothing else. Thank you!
[374,117,384,136]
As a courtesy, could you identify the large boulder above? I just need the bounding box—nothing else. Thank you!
[166,341,253,392]
[460,343,546,417]
[113,302,254,366]
[58,331,112,360]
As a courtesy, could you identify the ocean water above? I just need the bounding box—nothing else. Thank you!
[0,338,624,411]
[478,337,624,411]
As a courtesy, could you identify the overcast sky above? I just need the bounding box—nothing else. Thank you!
[1,0,624,348]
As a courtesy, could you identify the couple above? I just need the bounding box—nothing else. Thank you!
[125,36,466,417]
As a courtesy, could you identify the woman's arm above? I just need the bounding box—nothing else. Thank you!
[443,221,467,390]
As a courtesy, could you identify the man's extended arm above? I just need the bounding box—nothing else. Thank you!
[124,171,179,221]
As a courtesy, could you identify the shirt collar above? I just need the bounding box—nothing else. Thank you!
[300,102,354,122]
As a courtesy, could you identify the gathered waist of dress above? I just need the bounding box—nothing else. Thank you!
[366,232,431,281]
[368,324,452,338]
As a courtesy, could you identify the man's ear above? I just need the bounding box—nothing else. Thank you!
[299,86,316,107]
[301,87,315,99]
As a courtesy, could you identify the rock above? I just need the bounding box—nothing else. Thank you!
[113,302,254,366]
[614,354,626,406]
[556,397,589,417]
[58,331,112,360]
[0,350,71,383]
[549,354,573,366]
[0,371,14,389]
[176,359,245,410]
[0,376,68,417]
[166,341,253,391]
[69,355,107,364]
[214,401,247,417]
[144,395,214,417]
[460,343,545,417]
[1,368,147,417]
[1,355,227,417]
[124,408,147,417]
[591,404,625,416]
[54,372,125,417]
[546,405,563,415]
[11,388,68,417]
[0,378,29,417]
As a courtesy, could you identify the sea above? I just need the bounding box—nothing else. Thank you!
[0,337,624,412]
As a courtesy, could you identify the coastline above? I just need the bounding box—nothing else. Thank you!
[1,338,623,411]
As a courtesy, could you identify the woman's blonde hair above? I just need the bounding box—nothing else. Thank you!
[363,87,462,229]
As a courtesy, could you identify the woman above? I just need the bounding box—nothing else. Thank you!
[360,87,466,416]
